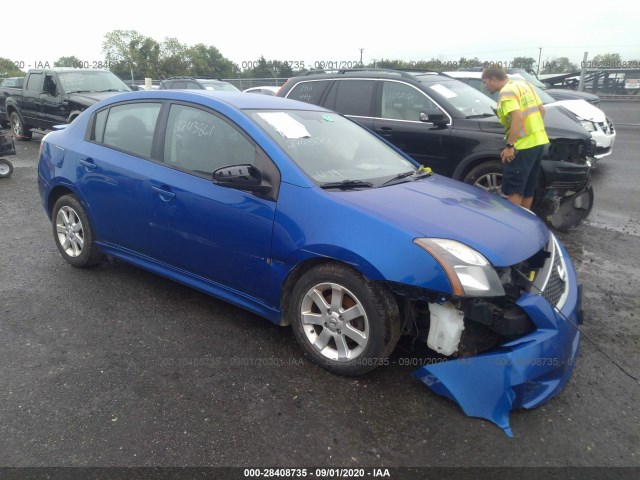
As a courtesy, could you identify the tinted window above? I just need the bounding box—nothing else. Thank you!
[381,81,438,121]
[100,103,162,157]
[325,80,375,117]
[286,80,332,105]
[163,104,256,177]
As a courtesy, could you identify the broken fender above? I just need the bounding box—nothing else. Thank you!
[414,252,582,437]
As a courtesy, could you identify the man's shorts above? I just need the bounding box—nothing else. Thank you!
[502,144,545,197]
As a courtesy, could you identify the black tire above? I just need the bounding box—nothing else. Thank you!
[547,186,595,232]
[10,112,32,141]
[51,195,103,268]
[290,263,401,376]
[463,160,505,195]
[0,158,13,178]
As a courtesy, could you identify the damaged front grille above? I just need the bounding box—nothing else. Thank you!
[532,235,569,309]
[386,235,570,359]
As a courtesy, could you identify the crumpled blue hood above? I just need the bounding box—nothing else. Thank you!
[337,175,549,267]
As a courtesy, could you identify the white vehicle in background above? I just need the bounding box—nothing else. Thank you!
[625,78,640,95]
[445,71,616,162]
[243,86,281,96]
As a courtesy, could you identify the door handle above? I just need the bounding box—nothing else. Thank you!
[79,159,96,170]
[377,127,393,137]
[152,186,176,200]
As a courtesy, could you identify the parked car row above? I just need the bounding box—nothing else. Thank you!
[276,68,598,230]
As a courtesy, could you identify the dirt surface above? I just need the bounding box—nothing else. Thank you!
[0,103,638,472]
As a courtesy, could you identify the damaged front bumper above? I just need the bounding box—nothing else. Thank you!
[413,241,583,437]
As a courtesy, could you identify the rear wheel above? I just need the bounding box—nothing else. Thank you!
[290,263,400,376]
[51,195,103,267]
[10,112,32,141]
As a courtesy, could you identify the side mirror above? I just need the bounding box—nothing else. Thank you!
[213,164,272,194]
[419,109,448,128]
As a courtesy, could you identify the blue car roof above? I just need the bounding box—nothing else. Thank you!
[102,90,328,112]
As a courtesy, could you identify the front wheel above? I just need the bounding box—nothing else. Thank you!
[9,112,32,140]
[51,195,103,267]
[290,263,400,376]
[463,161,505,196]
[0,158,13,178]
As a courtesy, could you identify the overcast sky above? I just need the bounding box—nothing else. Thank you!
[4,0,640,73]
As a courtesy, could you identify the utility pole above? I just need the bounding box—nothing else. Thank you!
[360,48,364,66]
[578,52,588,92]
[537,47,542,75]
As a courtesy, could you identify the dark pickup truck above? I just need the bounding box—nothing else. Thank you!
[0,68,130,140]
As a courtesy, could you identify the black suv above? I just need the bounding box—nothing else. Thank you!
[277,69,595,228]
[159,77,240,92]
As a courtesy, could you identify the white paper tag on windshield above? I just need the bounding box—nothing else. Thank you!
[430,84,457,99]
[257,112,311,139]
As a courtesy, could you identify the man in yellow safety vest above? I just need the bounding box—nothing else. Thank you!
[481,66,549,210]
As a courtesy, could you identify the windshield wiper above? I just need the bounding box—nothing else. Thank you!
[98,89,127,92]
[320,179,374,190]
[379,168,433,187]
[67,90,97,94]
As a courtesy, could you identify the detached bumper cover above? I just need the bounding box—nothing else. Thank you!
[414,255,582,437]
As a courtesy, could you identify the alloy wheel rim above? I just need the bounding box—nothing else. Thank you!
[55,206,85,257]
[475,172,504,195]
[300,282,369,361]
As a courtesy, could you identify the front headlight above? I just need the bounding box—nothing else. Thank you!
[414,238,505,297]
[580,120,597,132]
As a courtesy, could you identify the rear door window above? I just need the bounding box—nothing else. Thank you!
[93,102,162,158]
[26,73,43,92]
[324,80,376,117]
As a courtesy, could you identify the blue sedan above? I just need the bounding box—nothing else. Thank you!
[37,90,582,435]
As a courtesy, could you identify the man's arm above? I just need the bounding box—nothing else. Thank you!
[538,103,545,119]
[506,109,525,146]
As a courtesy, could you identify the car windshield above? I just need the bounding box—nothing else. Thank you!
[414,77,497,117]
[200,80,240,92]
[249,110,417,185]
[58,71,130,93]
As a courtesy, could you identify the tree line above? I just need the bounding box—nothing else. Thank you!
[0,29,638,81]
